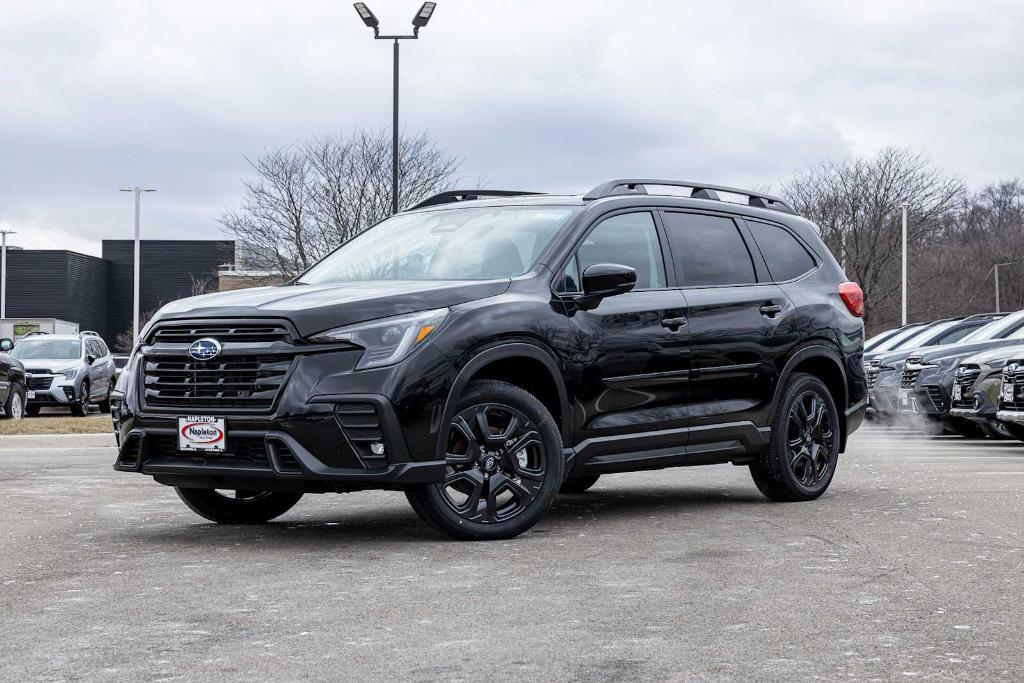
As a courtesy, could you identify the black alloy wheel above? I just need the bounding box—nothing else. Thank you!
[785,390,835,488]
[750,373,840,502]
[406,380,563,540]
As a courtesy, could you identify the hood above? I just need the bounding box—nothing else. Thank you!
[962,343,1024,366]
[913,337,1024,365]
[21,359,80,373]
[152,279,511,338]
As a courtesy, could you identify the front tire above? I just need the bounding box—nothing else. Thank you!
[2,384,25,420]
[70,380,90,417]
[175,488,303,524]
[405,380,564,540]
[750,373,840,502]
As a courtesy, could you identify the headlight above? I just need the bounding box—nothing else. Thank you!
[935,357,960,372]
[309,308,448,370]
[988,359,1008,371]
[61,368,79,381]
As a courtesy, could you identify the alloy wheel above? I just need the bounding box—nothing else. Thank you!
[438,403,547,523]
[786,390,834,488]
[10,392,23,420]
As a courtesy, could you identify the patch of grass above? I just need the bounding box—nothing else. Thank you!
[0,414,113,435]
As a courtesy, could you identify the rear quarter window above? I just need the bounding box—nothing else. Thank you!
[747,220,817,282]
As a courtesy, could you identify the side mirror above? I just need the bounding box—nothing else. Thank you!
[86,354,97,365]
[0,338,12,352]
[576,263,637,310]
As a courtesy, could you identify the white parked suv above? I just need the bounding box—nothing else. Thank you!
[9,332,117,416]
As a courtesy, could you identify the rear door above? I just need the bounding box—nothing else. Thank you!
[660,211,793,440]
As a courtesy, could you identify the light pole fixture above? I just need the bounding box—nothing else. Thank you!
[0,229,16,319]
[119,187,156,346]
[353,2,438,215]
[994,262,1014,313]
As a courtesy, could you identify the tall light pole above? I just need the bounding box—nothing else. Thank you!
[353,2,437,215]
[994,262,1013,313]
[901,206,908,326]
[0,229,15,319]
[119,187,156,345]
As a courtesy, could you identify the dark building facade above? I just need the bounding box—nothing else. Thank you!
[102,240,234,346]
[5,240,233,349]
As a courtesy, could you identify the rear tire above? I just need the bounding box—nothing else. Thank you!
[405,380,564,541]
[560,473,601,494]
[751,373,840,502]
[2,384,25,420]
[175,488,303,524]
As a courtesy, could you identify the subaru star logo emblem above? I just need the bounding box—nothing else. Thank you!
[188,337,222,361]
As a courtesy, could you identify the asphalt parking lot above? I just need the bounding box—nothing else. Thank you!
[2,424,1022,682]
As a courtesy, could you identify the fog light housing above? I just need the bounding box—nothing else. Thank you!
[370,442,385,456]
[63,386,76,400]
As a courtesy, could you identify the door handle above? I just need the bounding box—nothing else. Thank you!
[759,303,783,317]
[661,316,688,331]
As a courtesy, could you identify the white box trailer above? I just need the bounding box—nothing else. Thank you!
[0,318,79,343]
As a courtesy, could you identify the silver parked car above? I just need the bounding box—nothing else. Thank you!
[10,332,116,416]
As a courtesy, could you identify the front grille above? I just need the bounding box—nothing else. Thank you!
[900,367,923,389]
[149,323,290,345]
[28,375,53,390]
[1003,366,1024,410]
[143,355,293,411]
[951,366,981,410]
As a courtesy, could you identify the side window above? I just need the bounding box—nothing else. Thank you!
[576,212,666,289]
[747,220,816,282]
[662,212,756,287]
[559,257,581,293]
[87,339,101,359]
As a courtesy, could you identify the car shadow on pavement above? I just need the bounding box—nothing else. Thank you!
[114,484,766,547]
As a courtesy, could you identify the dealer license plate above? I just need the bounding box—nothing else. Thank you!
[899,389,917,413]
[178,416,226,453]
[952,384,962,401]
[1002,383,1015,404]
[26,390,36,400]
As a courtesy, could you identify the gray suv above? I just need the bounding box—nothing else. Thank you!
[11,333,116,416]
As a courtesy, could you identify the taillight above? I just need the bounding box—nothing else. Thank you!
[839,282,864,318]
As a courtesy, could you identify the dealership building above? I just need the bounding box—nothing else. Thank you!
[4,240,238,349]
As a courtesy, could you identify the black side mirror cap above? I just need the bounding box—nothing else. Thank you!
[576,263,637,310]
[86,355,97,365]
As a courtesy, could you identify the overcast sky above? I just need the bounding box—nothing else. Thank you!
[1,0,1021,257]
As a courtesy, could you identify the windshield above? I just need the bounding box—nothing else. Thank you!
[11,339,82,361]
[961,314,1022,342]
[299,206,577,284]
[864,329,900,352]
[872,324,927,353]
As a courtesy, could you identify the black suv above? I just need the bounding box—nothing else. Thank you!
[112,179,866,540]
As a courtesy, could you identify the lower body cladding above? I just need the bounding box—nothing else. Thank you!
[112,346,455,493]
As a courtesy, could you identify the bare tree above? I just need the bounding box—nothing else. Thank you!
[220,129,462,278]
[780,148,965,328]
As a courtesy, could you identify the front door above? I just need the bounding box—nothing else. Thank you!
[558,211,690,459]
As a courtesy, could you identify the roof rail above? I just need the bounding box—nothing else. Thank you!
[407,190,543,211]
[963,312,1006,321]
[80,330,101,337]
[582,178,797,215]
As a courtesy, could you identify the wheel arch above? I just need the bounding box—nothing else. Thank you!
[437,342,571,459]
[773,343,850,452]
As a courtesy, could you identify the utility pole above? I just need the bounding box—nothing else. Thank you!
[353,2,437,215]
[119,187,156,345]
[901,206,908,326]
[0,229,15,319]
[994,262,1013,313]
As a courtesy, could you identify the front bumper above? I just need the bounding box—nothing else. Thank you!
[25,374,77,406]
[112,337,456,492]
[996,409,1024,425]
